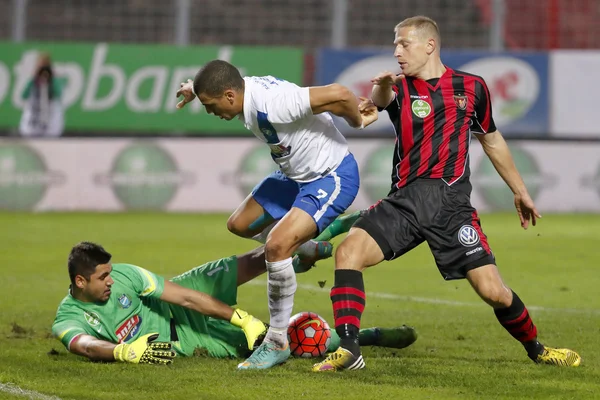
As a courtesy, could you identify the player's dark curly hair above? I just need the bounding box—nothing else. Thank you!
[68,241,112,284]
[193,60,244,97]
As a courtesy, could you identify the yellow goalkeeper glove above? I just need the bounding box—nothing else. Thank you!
[113,333,176,365]
[230,308,268,350]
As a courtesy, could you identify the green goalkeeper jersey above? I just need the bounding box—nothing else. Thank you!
[52,263,172,353]
[53,258,247,359]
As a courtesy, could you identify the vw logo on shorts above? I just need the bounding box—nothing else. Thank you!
[458,225,480,247]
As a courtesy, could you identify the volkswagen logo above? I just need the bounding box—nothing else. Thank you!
[458,225,480,247]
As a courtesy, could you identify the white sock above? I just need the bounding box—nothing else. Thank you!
[251,222,277,244]
[265,326,288,347]
[296,240,318,257]
[264,257,296,346]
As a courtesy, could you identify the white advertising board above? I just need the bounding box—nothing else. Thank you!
[0,138,598,213]
[550,51,600,137]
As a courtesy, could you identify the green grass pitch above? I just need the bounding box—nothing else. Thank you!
[1,212,599,399]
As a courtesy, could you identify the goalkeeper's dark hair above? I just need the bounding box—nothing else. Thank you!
[68,241,112,284]
[193,60,244,97]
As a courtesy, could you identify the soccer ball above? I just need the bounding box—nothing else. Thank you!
[287,311,332,358]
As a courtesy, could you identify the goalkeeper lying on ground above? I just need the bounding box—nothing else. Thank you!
[52,233,416,365]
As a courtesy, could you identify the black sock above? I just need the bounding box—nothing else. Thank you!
[330,269,365,356]
[494,290,544,358]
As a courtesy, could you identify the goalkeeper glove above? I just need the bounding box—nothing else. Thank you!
[113,333,176,365]
[230,308,268,350]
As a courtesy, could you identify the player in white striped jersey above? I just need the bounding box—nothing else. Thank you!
[176,60,378,370]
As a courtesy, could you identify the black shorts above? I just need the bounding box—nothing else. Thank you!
[354,179,495,280]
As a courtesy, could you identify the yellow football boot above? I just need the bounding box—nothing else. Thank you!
[534,347,581,367]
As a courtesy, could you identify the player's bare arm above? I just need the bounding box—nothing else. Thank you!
[309,84,363,128]
[371,71,404,108]
[160,280,235,320]
[69,334,118,362]
[475,130,541,229]
[69,332,176,364]
[160,280,267,350]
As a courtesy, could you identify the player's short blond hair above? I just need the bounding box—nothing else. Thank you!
[395,16,441,46]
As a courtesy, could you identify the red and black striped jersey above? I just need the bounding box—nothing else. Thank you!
[381,66,496,194]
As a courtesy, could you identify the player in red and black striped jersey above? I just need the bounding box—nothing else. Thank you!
[313,15,581,372]
[381,66,495,195]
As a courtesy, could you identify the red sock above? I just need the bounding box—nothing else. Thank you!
[330,269,365,355]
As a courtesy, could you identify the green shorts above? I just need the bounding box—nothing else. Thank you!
[169,256,248,358]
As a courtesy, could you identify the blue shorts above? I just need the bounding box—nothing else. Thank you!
[251,153,360,234]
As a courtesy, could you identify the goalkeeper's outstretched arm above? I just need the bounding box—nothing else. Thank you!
[70,333,175,365]
[69,334,119,362]
[160,280,267,350]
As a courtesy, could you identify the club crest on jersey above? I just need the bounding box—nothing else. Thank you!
[411,99,432,118]
[454,94,468,110]
[116,315,142,343]
[118,294,132,309]
[458,225,480,247]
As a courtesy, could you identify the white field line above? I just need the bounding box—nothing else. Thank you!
[0,383,62,400]
[246,280,600,316]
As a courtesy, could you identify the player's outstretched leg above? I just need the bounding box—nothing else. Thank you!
[494,290,581,367]
[327,325,418,352]
[315,210,362,242]
[238,256,295,370]
[292,210,362,274]
[251,212,356,275]
[292,241,333,273]
[468,265,581,367]
[359,325,418,349]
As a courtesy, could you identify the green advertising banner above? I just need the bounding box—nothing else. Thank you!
[0,42,303,134]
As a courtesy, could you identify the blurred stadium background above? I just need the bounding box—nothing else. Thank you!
[4,0,600,48]
[1,1,600,399]
[0,0,599,213]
